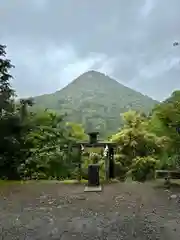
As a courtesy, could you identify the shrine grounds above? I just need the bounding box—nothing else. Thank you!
[0,180,180,239]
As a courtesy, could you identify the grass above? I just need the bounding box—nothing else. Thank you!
[0,179,119,186]
[0,179,88,186]
[60,179,88,184]
[0,180,24,185]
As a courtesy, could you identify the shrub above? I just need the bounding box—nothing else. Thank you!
[114,154,129,181]
[81,153,105,180]
[114,154,124,162]
[82,151,90,157]
[81,167,88,180]
[131,156,157,182]
[18,149,71,180]
[99,159,105,180]
[114,162,128,181]
[114,154,131,167]
[89,152,101,164]
[158,154,180,170]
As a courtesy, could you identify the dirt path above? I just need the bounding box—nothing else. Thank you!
[0,181,180,239]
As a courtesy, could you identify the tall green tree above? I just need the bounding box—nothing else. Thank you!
[151,91,180,153]
[0,45,15,113]
[147,91,180,169]
[19,110,76,180]
[66,122,88,141]
[0,44,21,179]
[111,110,169,164]
[19,98,34,121]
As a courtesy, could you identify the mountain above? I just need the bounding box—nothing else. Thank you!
[33,71,158,137]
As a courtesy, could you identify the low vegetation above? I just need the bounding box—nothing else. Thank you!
[1,44,180,182]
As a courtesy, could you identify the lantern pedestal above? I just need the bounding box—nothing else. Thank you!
[84,164,102,192]
[84,185,102,192]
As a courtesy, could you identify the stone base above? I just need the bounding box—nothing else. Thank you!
[84,185,102,192]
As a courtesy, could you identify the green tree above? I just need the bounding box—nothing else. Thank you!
[0,44,15,113]
[148,91,180,169]
[111,110,169,165]
[111,110,170,181]
[0,45,23,179]
[152,91,180,151]
[19,98,34,121]
[19,110,76,179]
[66,122,88,141]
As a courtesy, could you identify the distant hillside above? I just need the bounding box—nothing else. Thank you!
[33,71,158,137]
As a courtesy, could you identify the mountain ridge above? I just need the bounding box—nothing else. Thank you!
[35,70,156,100]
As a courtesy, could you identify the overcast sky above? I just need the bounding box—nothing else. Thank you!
[0,0,180,100]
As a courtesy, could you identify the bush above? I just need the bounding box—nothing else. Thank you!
[81,167,88,180]
[114,154,129,181]
[18,149,71,180]
[99,159,105,180]
[89,152,101,164]
[81,153,105,180]
[158,154,180,170]
[114,162,128,181]
[131,156,157,182]
[114,154,131,167]
[82,151,90,157]
[114,154,124,162]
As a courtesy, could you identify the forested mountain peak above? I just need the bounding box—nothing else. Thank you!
[34,71,158,136]
[67,70,131,89]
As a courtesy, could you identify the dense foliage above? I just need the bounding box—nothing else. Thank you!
[1,44,180,181]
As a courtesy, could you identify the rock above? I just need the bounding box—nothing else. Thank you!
[51,228,58,235]
[152,208,156,213]
[76,195,86,200]
[170,194,177,199]
[115,195,124,201]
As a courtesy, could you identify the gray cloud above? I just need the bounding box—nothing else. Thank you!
[0,0,180,100]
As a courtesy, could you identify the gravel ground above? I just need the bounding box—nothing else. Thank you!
[0,181,180,240]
